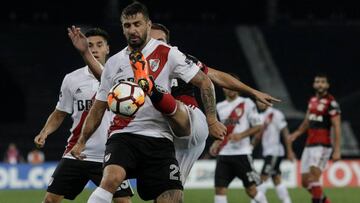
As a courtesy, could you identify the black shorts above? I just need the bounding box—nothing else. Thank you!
[47,158,133,200]
[104,133,183,201]
[261,156,283,177]
[215,155,261,188]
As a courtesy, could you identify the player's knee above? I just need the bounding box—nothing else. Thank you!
[43,193,62,203]
[245,184,258,198]
[215,187,227,195]
[272,175,281,185]
[113,196,132,203]
[102,165,126,192]
[156,189,183,203]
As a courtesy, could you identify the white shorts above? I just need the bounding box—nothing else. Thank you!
[172,106,208,184]
[301,146,332,174]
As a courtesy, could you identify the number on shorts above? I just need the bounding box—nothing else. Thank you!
[169,164,180,180]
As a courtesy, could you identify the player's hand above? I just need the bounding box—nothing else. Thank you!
[34,133,47,148]
[254,90,281,107]
[67,25,89,54]
[332,150,341,162]
[70,142,87,160]
[208,120,227,140]
[228,133,243,141]
[209,140,221,156]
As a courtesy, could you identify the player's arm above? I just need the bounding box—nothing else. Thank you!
[67,26,103,80]
[229,124,262,141]
[34,109,67,148]
[70,100,107,159]
[207,67,280,106]
[331,114,341,161]
[251,126,264,147]
[281,126,296,161]
[189,70,227,139]
[289,110,310,141]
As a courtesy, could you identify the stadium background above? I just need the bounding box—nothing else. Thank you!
[0,0,359,202]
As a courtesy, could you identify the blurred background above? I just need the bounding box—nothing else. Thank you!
[0,0,359,201]
[1,0,359,161]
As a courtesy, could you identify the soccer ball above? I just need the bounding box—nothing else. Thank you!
[107,81,146,117]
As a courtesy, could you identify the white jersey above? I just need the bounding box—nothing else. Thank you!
[96,39,200,141]
[56,66,110,163]
[216,96,262,155]
[259,107,287,157]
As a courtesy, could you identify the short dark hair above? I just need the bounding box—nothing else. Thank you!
[151,23,170,43]
[121,1,150,22]
[314,72,330,83]
[84,28,110,43]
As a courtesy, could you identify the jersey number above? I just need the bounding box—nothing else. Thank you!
[169,164,180,181]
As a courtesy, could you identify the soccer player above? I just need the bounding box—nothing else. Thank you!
[70,2,226,202]
[34,28,133,203]
[149,23,280,183]
[290,73,341,203]
[252,100,295,203]
[210,87,268,203]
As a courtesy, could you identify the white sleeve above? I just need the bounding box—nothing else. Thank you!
[96,61,113,102]
[276,110,287,130]
[247,99,262,126]
[168,47,200,83]
[55,75,73,114]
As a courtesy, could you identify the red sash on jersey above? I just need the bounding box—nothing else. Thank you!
[259,112,273,138]
[63,94,95,155]
[217,102,245,153]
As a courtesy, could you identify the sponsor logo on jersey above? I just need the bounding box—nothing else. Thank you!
[317,103,325,111]
[75,88,82,94]
[309,113,323,122]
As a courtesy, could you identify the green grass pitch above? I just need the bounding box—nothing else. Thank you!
[0,188,358,203]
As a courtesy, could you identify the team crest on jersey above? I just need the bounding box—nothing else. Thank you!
[235,108,243,117]
[149,59,160,72]
[104,153,111,163]
[317,103,325,111]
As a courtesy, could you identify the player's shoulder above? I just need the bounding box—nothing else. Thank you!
[64,66,87,81]
[326,93,337,102]
[271,107,285,117]
[216,99,229,109]
[244,97,256,106]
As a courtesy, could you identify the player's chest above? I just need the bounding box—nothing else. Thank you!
[308,98,330,115]
[71,80,99,100]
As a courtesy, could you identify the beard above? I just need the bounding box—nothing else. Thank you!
[127,33,146,50]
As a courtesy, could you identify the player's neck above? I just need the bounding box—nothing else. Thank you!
[316,91,328,98]
[226,95,238,102]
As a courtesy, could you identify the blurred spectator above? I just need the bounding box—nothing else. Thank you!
[27,148,45,164]
[3,143,25,164]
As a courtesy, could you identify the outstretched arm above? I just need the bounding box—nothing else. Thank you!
[207,67,280,106]
[34,109,67,148]
[190,70,227,140]
[67,25,103,80]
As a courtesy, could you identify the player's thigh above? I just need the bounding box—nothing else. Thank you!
[215,156,237,188]
[47,158,89,200]
[173,106,208,149]
[301,146,332,174]
[87,162,134,199]
[168,101,191,137]
[136,137,183,201]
